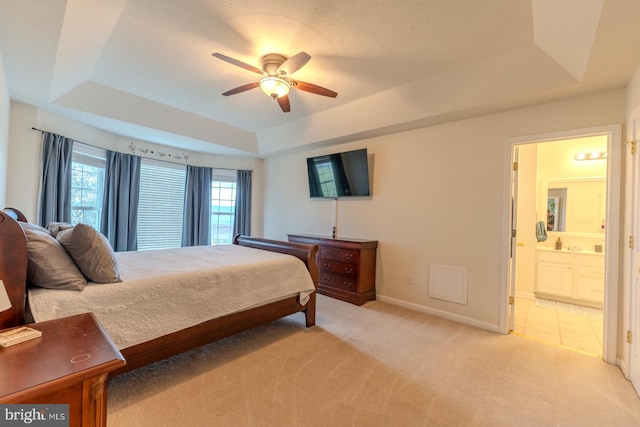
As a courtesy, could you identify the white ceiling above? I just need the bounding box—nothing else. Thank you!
[1,0,640,157]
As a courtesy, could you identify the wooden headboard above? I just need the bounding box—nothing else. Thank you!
[0,208,28,329]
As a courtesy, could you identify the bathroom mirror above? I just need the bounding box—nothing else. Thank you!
[544,178,606,234]
[546,189,566,231]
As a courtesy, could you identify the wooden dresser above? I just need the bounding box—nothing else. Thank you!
[288,234,378,305]
[0,313,126,427]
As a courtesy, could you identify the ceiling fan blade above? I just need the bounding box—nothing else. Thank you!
[212,53,263,75]
[277,95,291,112]
[290,80,338,98]
[277,52,311,76]
[222,82,259,96]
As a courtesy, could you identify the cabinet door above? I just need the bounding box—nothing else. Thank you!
[536,261,573,297]
[576,265,605,303]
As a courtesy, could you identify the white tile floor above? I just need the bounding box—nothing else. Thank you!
[513,297,603,356]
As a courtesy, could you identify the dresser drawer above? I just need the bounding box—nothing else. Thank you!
[320,259,358,277]
[320,246,360,264]
[319,272,357,291]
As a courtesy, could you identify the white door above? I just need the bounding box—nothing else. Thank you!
[628,114,640,393]
[507,147,519,331]
[512,143,541,334]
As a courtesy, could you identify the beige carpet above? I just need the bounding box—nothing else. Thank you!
[107,295,640,426]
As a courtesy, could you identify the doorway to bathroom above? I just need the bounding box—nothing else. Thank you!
[503,125,621,364]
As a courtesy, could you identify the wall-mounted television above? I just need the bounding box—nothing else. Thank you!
[307,148,371,198]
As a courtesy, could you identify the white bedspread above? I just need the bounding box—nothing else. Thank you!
[28,244,315,349]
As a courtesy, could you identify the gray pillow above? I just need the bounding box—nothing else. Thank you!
[56,224,122,284]
[21,226,87,291]
[20,222,50,234]
[47,221,73,237]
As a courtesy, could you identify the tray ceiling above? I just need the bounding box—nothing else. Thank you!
[1,0,639,156]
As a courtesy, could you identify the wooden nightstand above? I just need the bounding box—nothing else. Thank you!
[0,313,125,427]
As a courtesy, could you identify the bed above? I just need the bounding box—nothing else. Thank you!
[0,208,318,376]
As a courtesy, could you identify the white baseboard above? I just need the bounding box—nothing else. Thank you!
[376,294,502,334]
[618,356,628,378]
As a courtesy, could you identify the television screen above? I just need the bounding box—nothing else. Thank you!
[307,148,370,198]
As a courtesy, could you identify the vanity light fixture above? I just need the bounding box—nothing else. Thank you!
[574,151,607,161]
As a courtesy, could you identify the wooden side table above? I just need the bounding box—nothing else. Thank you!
[0,313,125,427]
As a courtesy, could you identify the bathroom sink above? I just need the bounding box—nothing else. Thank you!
[536,246,603,255]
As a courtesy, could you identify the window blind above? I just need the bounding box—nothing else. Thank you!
[137,158,186,250]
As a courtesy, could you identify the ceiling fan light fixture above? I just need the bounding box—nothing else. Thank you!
[259,76,290,98]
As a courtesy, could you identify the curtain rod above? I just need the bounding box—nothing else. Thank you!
[32,127,104,151]
[31,127,245,172]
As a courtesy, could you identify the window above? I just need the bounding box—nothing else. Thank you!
[211,170,237,244]
[137,159,186,250]
[71,145,238,249]
[71,143,106,229]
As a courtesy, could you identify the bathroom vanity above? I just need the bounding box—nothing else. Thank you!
[535,247,604,308]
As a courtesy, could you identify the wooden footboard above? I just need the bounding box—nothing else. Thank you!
[114,236,319,376]
[234,234,319,325]
[234,234,319,287]
[116,293,312,375]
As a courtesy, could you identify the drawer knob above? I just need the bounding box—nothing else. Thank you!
[344,268,353,274]
[344,282,353,288]
[344,253,353,259]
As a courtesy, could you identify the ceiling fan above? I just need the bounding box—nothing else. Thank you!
[212,51,338,113]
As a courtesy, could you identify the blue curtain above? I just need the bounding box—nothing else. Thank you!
[233,170,252,236]
[101,150,141,251]
[182,165,212,246]
[39,132,74,226]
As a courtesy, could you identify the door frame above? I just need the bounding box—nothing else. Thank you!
[507,146,520,331]
[499,124,622,365]
[624,109,640,387]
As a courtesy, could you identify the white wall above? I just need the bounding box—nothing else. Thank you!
[263,89,626,329]
[6,102,264,234]
[0,53,9,207]
[7,103,42,219]
[627,65,640,118]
